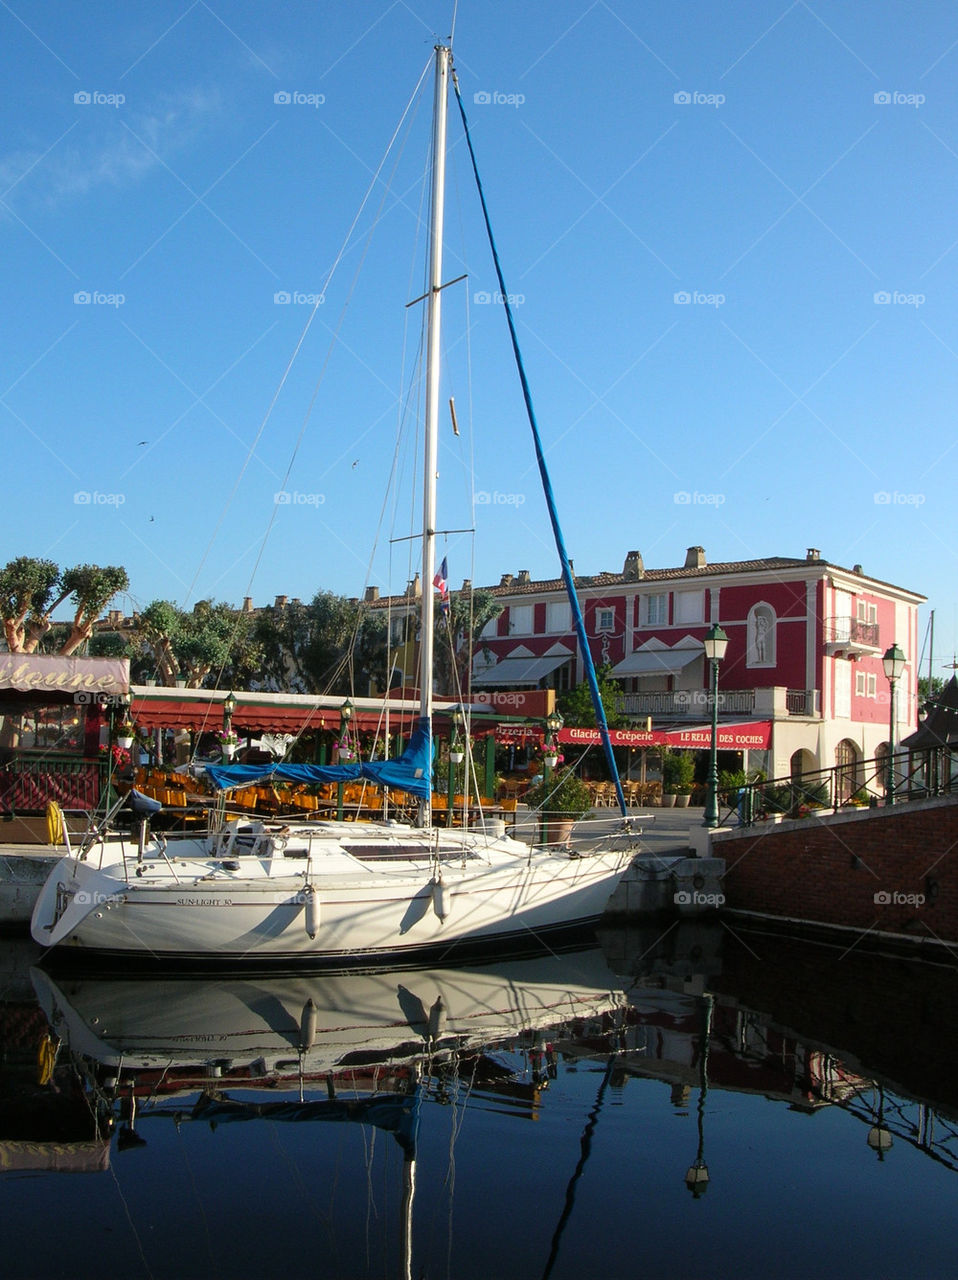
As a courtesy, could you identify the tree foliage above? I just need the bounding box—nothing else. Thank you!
[132,599,259,688]
[251,592,389,695]
[0,556,128,654]
[557,663,625,728]
[435,588,502,697]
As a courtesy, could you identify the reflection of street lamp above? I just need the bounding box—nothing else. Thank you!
[882,644,906,804]
[702,625,729,828]
[543,708,563,782]
[685,993,713,1197]
[867,1085,894,1161]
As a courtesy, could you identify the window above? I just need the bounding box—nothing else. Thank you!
[510,605,533,634]
[857,599,878,624]
[746,603,776,667]
[857,671,877,697]
[674,590,704,624]
[646,593,668,625]
[479,616,497,639]
[546,601,571,633]
[596,608,614,633]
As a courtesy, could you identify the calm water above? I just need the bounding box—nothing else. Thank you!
[2,923,958,1280]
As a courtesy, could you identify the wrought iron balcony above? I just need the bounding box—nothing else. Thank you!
[824,616,881,656]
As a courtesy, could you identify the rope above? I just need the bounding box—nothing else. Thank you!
[450,69,627,816]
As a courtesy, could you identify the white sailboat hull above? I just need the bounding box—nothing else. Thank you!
[30,824,632,966]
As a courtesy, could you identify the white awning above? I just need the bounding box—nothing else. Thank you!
[612,645,703,677]
[471,654,572,687]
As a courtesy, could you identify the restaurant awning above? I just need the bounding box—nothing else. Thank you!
[472,654,571,687]
[611,645,703,677]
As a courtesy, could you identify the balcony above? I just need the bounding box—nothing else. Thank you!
[616,687,821,720]
[824,616,881,658]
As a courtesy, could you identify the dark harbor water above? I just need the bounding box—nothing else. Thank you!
[3,923,958,1280]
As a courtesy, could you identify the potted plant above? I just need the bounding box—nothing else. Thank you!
[219,730,239,760]
[661,750,694,807]
[524,768,592,847]
[115,720,135,750]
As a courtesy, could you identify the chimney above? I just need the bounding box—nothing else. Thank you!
[499,573,514,587]
[242,596,254,613]
[364,585,380,602]
[407,573,421,598]
[461,578,471,591]
[852,564,862,576]
[623,550,644,581]
[291,597,301,605]
[108,609,121,625]
[274,594,288,609]
[684,546,706,569]
[517,569,531,584]
[806,548,820,562]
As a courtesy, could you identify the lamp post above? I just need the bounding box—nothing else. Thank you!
[447,706,464,828]
[882,644,906,804]
[702,624,729,828]
[337,697,354,821]
[543,708,562,783]
[222,691,237,760]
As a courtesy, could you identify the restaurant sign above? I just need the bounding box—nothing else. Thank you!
[0,654,130,697]
[558,722,772,750]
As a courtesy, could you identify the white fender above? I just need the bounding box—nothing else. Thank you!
[304,884,320,939]
[431,876,448,921]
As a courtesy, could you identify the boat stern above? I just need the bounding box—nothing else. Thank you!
[30,857,124,949]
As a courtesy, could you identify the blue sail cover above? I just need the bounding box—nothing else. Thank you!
[204,717,433,800]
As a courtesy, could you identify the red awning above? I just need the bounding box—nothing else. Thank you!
[558,722,772,750]
[130,697,420,735]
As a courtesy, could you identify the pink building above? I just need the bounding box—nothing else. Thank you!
[469,546,924,787]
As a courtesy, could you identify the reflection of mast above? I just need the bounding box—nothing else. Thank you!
[867,1084,893,1161]
[541,1048,619,1280]
[685,993,713,1198]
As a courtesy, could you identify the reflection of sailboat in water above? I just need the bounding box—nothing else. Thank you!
[33,950,626,1277]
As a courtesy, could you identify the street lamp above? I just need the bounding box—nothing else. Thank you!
[447,706,464,828]
[337,697,355,821]
[702,624,729,828]
[543,708,562,781]
[882,644,906,804]
[223,691,237,730]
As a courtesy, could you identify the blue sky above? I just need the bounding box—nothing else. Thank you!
[1,1,955,673]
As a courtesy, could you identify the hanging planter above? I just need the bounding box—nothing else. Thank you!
[449,750,464,765]
[116,724,135,751]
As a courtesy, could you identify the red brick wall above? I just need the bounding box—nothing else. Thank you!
[717,797,958,945]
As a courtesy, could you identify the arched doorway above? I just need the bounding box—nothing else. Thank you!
[790,748,816,782]
[835,739,861,803]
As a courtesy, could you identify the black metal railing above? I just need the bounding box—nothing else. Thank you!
[718,744,957,828]
[0,752,108,817]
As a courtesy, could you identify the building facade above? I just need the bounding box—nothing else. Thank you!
[466,546,924,787]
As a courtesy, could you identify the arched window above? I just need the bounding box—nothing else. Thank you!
[746,603,776,668]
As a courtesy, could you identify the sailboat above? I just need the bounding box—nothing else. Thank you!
[29,45,639,966]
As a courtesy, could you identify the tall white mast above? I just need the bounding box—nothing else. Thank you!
[418,45,450,775]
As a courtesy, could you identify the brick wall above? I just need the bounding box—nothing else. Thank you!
[716,796,958,946]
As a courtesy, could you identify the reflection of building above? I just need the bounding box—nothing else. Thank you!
[449,546,923,780]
